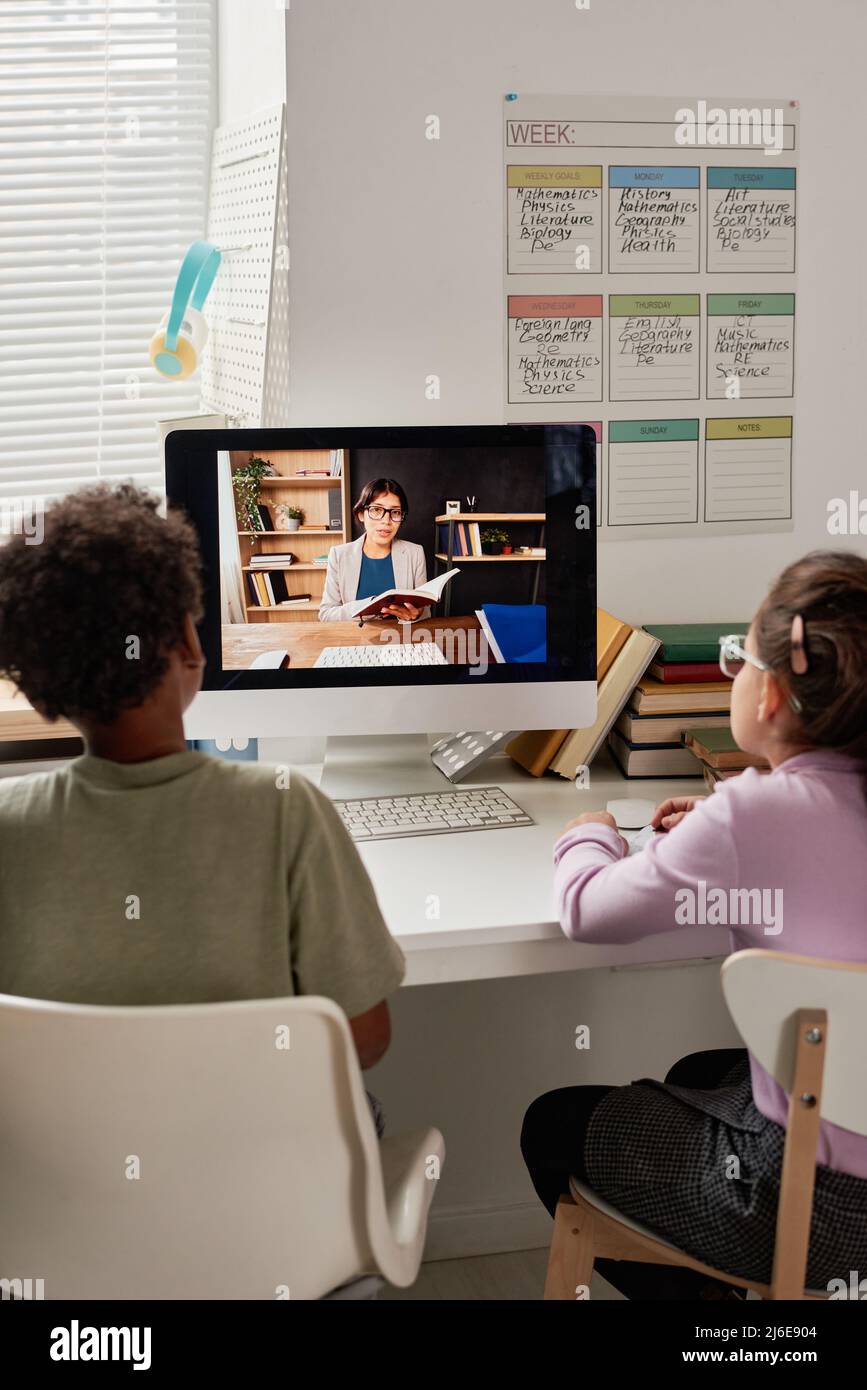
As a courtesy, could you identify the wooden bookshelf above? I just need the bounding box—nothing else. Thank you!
[433,511,546,614]
[230,449,350,624]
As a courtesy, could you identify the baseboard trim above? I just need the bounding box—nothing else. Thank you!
[423,1198,552,1262]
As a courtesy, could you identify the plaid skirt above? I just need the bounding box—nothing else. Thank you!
[583,1057,867,1289]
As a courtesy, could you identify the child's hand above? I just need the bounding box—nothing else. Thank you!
[651,796,706,831]
[560,810,628,851]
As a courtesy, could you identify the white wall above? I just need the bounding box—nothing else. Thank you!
[218,0,866,1261]
[281,0,866,624]
[217,0,286,126]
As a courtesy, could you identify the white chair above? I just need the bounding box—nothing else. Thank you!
[0,993,444,1300]
[544,949,867,1301]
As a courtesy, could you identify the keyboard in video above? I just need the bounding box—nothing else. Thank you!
[314,644,448,668]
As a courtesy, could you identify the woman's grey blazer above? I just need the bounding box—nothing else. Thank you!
[318,534,429,621]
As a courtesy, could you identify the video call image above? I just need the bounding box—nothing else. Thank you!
[218,445,550,673]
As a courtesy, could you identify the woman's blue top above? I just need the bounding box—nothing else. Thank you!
[356,549,395,600]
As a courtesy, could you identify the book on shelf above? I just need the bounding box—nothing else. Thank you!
[312,554,329,567]
[256,503,275,531]
[330,450,343,477]
[437,521,481,556]
[682,727,770,772]
[648,659,731,684]
[548,627,661,779]
[278,593,312,608]
[615,708,731,746]
[250,551,297,567]
[630,677,733,716]
[246,570,292,606]
[608,729,702,779]
[642,622,750,664]
[292,468,331,477]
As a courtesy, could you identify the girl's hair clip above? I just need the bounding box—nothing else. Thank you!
[790,613,808,675]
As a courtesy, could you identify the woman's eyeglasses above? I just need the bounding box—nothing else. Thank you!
[365,504,405,522]
[718,635,803,713]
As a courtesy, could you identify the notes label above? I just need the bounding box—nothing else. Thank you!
[704,417,792,522]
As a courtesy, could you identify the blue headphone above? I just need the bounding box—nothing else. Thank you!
[150,240,221,379]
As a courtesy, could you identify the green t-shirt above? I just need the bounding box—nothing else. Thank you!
[0,750,405,1017]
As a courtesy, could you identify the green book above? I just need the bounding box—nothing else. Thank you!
[642,622,749,664]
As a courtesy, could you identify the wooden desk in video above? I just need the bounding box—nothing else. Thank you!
[221,615,494,670]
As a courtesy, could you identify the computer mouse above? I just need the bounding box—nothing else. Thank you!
[606,797,657,829]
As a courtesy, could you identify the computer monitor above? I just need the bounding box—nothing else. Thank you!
[165,425,597,746]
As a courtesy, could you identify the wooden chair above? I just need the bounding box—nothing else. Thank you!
[544,949,867,1301]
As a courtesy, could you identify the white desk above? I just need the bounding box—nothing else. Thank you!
[2,736,729,987]
[307,746,729,987]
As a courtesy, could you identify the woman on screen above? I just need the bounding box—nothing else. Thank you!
[319,477,429,622]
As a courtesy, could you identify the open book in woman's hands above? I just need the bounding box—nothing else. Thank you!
[347,568,460,620]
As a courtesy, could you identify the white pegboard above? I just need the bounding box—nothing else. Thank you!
[200,104,287,426]
[263,109,290,427]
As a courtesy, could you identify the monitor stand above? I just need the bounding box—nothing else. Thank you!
[319,733,449,800]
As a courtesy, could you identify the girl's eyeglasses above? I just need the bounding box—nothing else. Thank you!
[718,635,803,713]
[365,504,404,522]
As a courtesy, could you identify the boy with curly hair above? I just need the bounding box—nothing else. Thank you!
[0,485,403,1073]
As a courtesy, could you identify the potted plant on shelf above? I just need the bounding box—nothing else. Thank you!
[480,526,508,555]
[275,504,305,533]
[232,454,271,534]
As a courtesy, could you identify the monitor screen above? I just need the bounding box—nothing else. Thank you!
[165,425,596,734]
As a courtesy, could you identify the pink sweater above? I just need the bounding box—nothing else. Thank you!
[554,750,867,1179]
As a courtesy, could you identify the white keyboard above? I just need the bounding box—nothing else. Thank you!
[334,786,534,841]
[314,644,448,668]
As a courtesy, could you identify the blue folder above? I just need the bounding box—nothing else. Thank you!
[480,604,546,663]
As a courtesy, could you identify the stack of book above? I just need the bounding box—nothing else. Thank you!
[506,609,660,778]
[250,551,296,567]
[682,727,770,791]
[607,622,744,778]
[246,553,310,608]
[292,452,343,478]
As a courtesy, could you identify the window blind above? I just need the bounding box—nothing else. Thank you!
[0,0,215,509]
